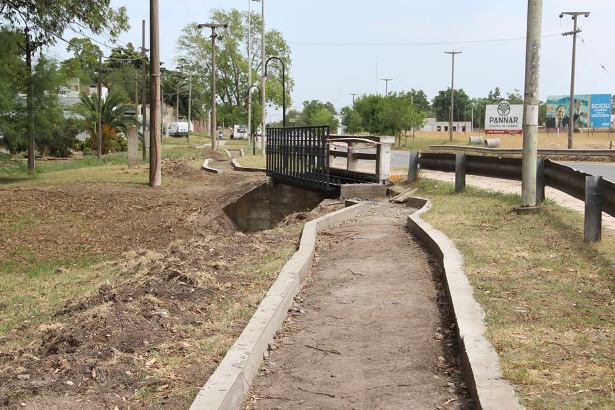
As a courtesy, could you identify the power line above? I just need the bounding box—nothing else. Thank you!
[289,33,562,47]
[579,35,615,83]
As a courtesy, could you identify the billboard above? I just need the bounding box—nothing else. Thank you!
[485,101,523,135]
[546,94,612,129]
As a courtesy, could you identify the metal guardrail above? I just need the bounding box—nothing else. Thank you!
[428,145,615,159]
[411,152,614,241]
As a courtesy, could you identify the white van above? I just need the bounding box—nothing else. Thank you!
[232,124,248,139]
[167,121,190,137]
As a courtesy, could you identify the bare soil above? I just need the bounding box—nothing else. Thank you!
[246,203,473,409]
[0,156,343,409]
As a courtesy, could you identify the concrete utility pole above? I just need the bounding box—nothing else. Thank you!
[350,93,357,105]
[560,11,590,149]
[24,27,35,174]
[520,0,543,208]
[445,50,462,142]
[381,78,392,97]
[97,53,103,159]
[141,19,148,162]
[247,0,254,144]
[198,23,228,152]
[176,82,180,123]
[149,0,162,187]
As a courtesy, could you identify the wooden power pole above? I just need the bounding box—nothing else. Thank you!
[96,53,103,159]
[141,19,148,162]
[149,0,161,187]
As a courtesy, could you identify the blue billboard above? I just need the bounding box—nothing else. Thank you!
[546,94,612,129]
[589,94,612,128]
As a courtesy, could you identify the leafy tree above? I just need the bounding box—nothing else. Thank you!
[506,89,523,104]
[72,90,136,153]
[340,106,363,134]
[60,37,101,84]
[176,8,292,127]
[0,30,26,152]
[431,88,470,122]
[405,89,431,113]
[0,1,128,44]
[296,100,338,129]
[487,87,502,102]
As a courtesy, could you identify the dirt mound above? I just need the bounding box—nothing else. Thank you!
[0,188,343,408]
[161,157,200,177]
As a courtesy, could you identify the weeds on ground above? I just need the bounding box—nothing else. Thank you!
[417,179,615,409]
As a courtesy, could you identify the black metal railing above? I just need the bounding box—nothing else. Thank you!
[266,126,334,193]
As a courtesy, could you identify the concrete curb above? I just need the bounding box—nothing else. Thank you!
[203,159,223,174]
[231,158,266,173]
[190,202,368,410]
[407,197,523,410]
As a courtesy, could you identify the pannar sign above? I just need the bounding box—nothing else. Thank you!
[485,101,523,135]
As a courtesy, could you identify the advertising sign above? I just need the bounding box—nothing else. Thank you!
[485,101,523,135]
[546,94,612,129]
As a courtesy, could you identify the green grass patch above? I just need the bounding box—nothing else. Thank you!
[416,178,615,409]
[237,155,265,169]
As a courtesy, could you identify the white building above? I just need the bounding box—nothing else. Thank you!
[421,117,473,133]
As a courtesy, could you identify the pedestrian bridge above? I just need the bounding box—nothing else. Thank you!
[265,126,394,197]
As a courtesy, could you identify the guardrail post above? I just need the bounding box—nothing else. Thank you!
[536,158,545,203]
[584,175,602,242]
[347,142,359,172]
[455,153,466,192]
[407,151,419,183]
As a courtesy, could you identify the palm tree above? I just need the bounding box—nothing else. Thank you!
[73,91,136,154]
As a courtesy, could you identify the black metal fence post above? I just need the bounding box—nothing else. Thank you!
[584,175,602,242]
[407,151,420,183]
[536,158,545,203]
[455,153,466,192]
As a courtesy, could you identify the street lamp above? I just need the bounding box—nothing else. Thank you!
[264,56,286,127]
[197,22,228,151]
[247,84,261,155]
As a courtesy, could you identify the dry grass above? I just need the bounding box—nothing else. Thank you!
[416,179,615,409]
[237,154,266,169]
[394,130,614,151]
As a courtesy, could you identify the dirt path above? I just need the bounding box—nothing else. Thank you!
[421,170,615,232]
[246,203,472,409]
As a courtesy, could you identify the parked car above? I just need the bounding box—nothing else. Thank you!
[231,125,247,140]
[167,121,189,137]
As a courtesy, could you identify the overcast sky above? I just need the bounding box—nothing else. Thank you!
[54,1,615,119]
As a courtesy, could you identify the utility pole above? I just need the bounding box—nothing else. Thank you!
[187,71,192,142]
[247,0,253,144]
[560,11,590,149]
[141,19,148,162]
[176,81,180,123]
[261,0,266,157]
[24,27,35,174]
[97,53,103,159]
[520,0,543,208]
[149,0,162,187]
[445,50,462,142]
[350,93,357,105]
[198,23,228,152]
[381,78,392,97]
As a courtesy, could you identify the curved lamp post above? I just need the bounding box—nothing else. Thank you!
[264,56,286,127]
[247,84,262,155]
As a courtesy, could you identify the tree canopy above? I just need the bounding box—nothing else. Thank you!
[176,8,292,126]
[0,1,128,44]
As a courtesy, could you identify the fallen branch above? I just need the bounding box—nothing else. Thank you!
[298,386,336,398]
[304,344,341,355]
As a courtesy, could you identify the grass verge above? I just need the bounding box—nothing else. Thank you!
[416,178,615,409]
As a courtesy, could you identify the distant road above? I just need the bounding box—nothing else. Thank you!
[391,151,615,183]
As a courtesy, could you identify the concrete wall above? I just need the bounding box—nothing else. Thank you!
[224,182,325,232]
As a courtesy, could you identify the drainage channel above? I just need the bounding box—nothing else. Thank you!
[224,182,326,232]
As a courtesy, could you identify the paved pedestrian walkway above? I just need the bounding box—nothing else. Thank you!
[245,203,472,409]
